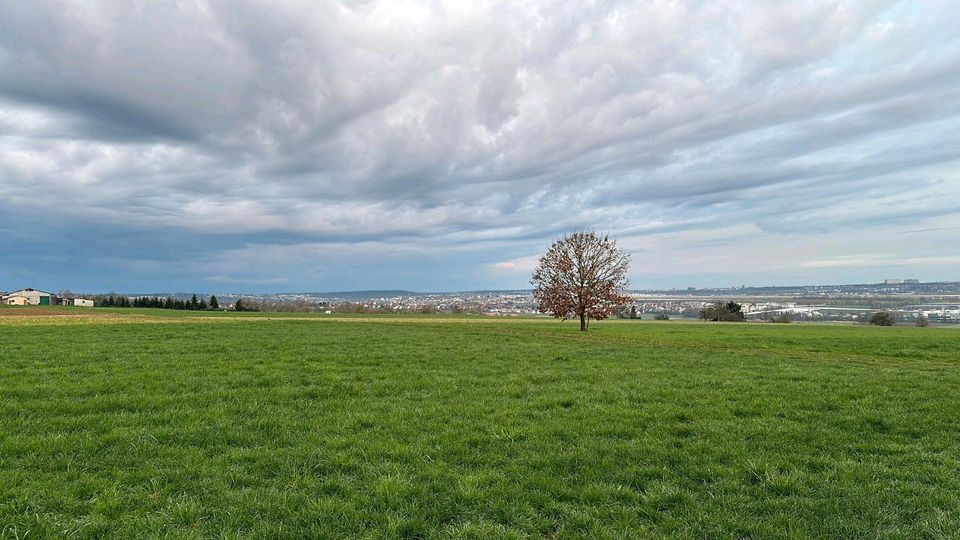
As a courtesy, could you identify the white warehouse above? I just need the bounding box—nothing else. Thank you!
[1,288,53,306]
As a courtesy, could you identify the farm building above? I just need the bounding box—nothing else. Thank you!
[64,298,94,307]
[1,288,52,306]
[3,296,29,306]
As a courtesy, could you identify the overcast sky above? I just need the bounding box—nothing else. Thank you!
[1,1,958,293]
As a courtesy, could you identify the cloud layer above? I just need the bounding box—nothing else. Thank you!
[1,0,958,292]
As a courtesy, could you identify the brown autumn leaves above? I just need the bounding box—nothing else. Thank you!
[531,231,631,331]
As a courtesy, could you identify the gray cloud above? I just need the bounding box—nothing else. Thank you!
[1,0,959,291]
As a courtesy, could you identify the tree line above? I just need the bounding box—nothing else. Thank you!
[698,302,746,322]
[93,294,252,311]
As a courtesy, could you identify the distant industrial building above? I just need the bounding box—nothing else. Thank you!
[1,288,52,305]
[63,298,94,307]
[884,279,920,285]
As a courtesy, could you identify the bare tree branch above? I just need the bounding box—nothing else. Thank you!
[531,231,631,331]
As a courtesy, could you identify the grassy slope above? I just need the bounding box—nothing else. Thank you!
[1,318,959,538]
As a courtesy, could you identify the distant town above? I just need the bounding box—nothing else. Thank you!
[4,279,960,325]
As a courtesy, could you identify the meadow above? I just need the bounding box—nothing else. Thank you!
[2,308,959,538]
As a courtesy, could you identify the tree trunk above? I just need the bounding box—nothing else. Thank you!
[579,313,587,332]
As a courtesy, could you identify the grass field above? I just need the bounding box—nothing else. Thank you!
[2,308,959,538]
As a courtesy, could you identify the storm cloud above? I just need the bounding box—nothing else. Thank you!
[1,0,958,292]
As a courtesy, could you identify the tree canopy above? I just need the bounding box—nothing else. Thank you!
[869,311,895,326]
[699,302,745,322]
[531,231,630,331]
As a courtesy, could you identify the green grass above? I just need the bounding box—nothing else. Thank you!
[2,315,959,538]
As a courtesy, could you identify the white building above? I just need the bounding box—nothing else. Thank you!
[66,298,94,307]
[1,288,52,306]
[3,296,28,306]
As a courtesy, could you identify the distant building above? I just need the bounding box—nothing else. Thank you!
[884,279,902,285]
[1,288,52,305]
[64,298,94,307]
[904,279,920,284]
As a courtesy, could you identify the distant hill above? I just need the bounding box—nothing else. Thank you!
[304,290,421,299]
[300,290,534,299]
[121,289,534,300]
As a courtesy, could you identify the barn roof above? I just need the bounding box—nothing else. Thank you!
[5,288,53,296]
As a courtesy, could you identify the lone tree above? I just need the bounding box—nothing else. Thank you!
[531,231,631,331]
[869,311,895,326]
